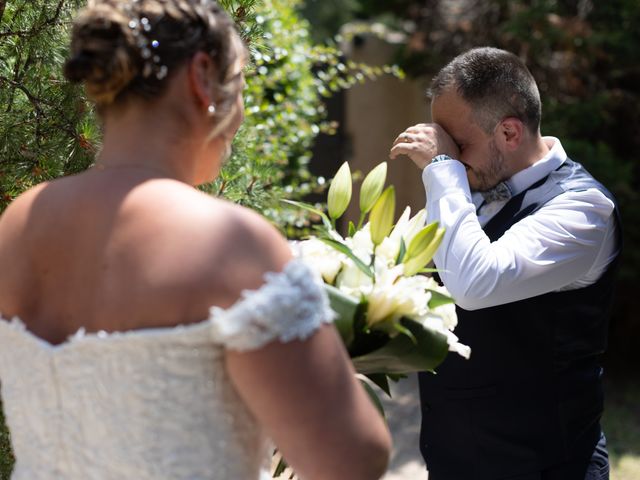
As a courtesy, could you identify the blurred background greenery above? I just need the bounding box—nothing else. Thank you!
[1,0,639,478]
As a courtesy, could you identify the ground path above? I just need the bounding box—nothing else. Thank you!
[381,374,428,480]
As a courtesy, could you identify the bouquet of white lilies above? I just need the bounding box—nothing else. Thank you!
[287,161,470,403]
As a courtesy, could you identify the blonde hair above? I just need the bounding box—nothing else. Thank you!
[65,0,247,135]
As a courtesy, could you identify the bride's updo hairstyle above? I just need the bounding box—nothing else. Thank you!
[64,0,246,136]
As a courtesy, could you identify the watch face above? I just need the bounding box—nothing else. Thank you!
[432,154,452,163]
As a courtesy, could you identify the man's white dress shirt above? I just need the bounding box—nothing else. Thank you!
[422,137,618,311]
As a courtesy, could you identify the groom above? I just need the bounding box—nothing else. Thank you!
[390,47,621,480]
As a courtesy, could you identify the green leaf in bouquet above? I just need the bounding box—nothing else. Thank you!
[273,455,288,477]
[387,373,407,382]
[356,374,386,418]
[281,199,332,231]
[395,237,407,265]
[325,284,360,346]
[392,321,417,345]
[365,373,391,397]
[327,161,352,222]
[351,318,450,375]
[427,289,455,309]
[319,237,374,279]
[369,186,396,246]
[359,161,388,215]
[348,221,357,237]
[272,451,295,479]
[419,268,441,274]
[403,226,445,277]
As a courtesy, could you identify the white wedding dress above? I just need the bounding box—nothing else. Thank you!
[0,260,334,479]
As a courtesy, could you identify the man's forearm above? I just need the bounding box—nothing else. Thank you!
[422,161,614,310]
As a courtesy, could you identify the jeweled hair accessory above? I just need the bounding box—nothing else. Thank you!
[122,1,168,80]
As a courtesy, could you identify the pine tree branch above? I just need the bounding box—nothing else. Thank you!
[0,76,45,116]
[2,0,66,112]
[0,2,6,25]
[0,0,66,39]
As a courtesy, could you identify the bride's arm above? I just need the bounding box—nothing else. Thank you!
[226,325,391,480]
[217,208,391,480]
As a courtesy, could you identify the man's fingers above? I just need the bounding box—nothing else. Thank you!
[392,132,415,148]
[406,126,429,135]
[389,143,418,159]
[390,143,430,169]
[406,123,429,131]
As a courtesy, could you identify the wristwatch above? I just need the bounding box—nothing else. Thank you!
[431,154,453,164]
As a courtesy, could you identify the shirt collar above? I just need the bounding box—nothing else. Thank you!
[505,136,566,196]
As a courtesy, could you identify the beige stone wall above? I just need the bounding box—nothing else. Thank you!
[343,33,431,228]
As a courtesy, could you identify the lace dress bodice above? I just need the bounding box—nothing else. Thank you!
[0,261,334,480]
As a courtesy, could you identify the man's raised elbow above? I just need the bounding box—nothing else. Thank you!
[454,296,486,311]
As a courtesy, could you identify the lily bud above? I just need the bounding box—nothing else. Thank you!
[369,186,396,246]
[327,162,352,220]
[404,222,438,261]
[403,226,445,276]
[359,162,388,214]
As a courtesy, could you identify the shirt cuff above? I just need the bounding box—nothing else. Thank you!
[422,159,472,202]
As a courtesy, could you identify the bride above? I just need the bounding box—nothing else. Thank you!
[0,1,391,478]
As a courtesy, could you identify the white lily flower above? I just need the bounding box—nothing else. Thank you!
[375,235,402,266]
[418,313,470,359]
[289,160,470,366]
[336,259,373,295]
[292,238,344,284]
[417,277,458,331]
[347,224,374,257]
[443,330,471,359]
[403,208,427,245]
[366,265,408,325]
[389,206,412,241]
[365,264,435,325]
[439,303,457,330]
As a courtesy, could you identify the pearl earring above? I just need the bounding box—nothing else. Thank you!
[207,104,216,116]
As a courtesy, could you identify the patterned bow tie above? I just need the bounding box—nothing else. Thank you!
[480,182,512,204]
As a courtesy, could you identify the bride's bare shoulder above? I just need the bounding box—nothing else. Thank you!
[150,180,284,246]
[0,182,48,232]
[142,180,292,287]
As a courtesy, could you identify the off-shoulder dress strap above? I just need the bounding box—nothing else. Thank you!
[209,259,336,351]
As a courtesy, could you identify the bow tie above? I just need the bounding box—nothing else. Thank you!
[480,182,512,204]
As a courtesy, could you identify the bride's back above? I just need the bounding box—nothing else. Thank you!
[0,171,297,480]
[0,170,278,345]
[0,173,284,480]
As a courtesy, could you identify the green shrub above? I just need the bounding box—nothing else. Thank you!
[0,396,12,480]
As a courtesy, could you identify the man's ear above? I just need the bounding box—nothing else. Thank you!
[187,51,216,111]
[495,117,524,152]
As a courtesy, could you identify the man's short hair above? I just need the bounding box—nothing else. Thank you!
[429,47,542,135]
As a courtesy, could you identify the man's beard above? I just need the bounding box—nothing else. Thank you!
[472,140,508,192]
